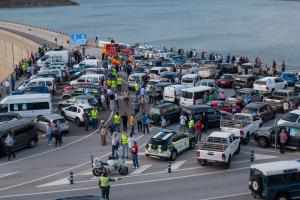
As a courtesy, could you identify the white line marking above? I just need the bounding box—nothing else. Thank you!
[0,171,20,179]
[79,171,92,176]
[170,160,186,170]
[200,192,250,200]
[254,153,278,160]
[37,178,69,187]
[130,164,152,175]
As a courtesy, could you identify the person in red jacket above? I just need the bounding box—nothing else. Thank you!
[132,141,139,168]
[195,120,203,143]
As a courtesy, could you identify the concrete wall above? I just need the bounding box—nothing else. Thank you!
[0,30,39,82]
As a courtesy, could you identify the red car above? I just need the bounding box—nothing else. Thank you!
[62,83,92,92]
[207,100,241,113]
[216,74,234,88]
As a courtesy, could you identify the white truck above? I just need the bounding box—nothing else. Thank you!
[220,113,262,144]
[196,131,240,169]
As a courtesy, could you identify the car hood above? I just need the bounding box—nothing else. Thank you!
[256,127,273,133]
[277,119,288,126]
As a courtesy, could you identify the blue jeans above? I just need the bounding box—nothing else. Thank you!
[112,145,118,158]
[195,132,201,143]
[143,124,149,134]
[47,134,52,144]
[92,119,98,129]
[122,144,129,158]
[132,153,139,168]
[115,123,120,132]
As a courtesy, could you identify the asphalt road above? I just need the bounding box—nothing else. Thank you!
[0,82,298,200]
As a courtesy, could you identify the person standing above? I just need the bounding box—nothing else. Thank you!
[130,113,136,135]
[53,123,61,147]
[123,89,129,106]
[91,107,99,129]
[279,129,288,154]
[98,173,118,200]
[141,113,150,134]
[188,116,195,135]
[114,112,121,132]
[121,132,129,159]
[111,132,119,159]
[180,114,187,132]
[136,112,143,133]
[132,141,139,168]
[195,120,203,143]
[121,112,128,132]
[281,61,286,73]
[134,81,139,97]
[116,76,123,92]
[100,124,108,146]
[202,112,208,134]
[5,80,10,95]
[115,92,120,110]
[140,95,146,113]
[5,133,16,161]
[0,83,3,98]
[161,116,167,129]
[46,122,52,145]
[83,110,90,131]
[101,93,106,111]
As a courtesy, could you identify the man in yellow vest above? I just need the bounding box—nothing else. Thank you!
[134,81,139,97]
[188,116,195,135]
[98,173,119,200]
[114,112,121,132]
[111,79,116,92]
[116,76,123,92]
[121,132,129,159]
[91,107,98,129]
[107,79,111,88]
[130,113,135,135]
[112,67,117,77]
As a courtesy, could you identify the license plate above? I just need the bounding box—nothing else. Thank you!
[235,86,240,88]
[221,81,226,84]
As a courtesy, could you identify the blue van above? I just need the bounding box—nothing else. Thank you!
[249,160,300,200]
[279,73,298,86]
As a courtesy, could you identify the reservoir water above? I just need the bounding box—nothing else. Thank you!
[0,0,299,67]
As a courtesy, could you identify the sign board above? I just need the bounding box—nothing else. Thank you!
[71,33,87,46]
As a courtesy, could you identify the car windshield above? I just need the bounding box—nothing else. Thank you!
[181,91,193,99]
[150,107,161,115]
[182,77,194,83]
[283,113,300,122]
[53,118,67,124]
[150,69,159,75]
[243,107,258,114]
[255,81,266,85]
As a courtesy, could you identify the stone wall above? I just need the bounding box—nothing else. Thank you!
[0,0,78,7]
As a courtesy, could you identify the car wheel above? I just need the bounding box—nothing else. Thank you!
[92,168,103,177]
[198,159,207,166]
[250,177,263,195]
[28,139,37,148]
[76,118,81,127]
[224,156,231,169]
[258,137,268,148]
[170,150,177,161]
[189,140,196,150]
[276,194,290,200]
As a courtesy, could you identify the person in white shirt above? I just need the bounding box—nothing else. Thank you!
[180,114,187,132]
[5,80,10,95]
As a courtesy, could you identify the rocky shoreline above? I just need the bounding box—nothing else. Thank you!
[0,0,78,8]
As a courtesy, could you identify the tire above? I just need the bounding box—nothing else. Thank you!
[198,159,207,166]
[276,194,290,200]
[92,168,103,177]
[189,139,196,150]
[258,137,268,148]
[119,166,129,176]
[28,139,37,148]
[170,150,177,161]
[235,144,240,155]
[250,177,263,195]
[75,118,81,127]
[224,156,231,169]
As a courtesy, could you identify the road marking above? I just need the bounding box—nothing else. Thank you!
[170,160,186,170]
[130,164,152,175]
[254,153,278,160]
[37,178,69,187]
[200,192,251,200]
[0,171,20,179]
[0,111,114,167]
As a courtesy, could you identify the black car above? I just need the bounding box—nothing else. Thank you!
[149,103,181,125]
[181,105,232,127]
[242,102,276,122]
[254,122,300,149]
[233,74,256,90]
[0,119,38,157]
[0,113,22,124]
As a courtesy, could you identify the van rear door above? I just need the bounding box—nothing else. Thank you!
[163,87,175,102]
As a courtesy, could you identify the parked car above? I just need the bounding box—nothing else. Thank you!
[149,103,181,125]
[253,77,287,94]
[58,95,99,109]
[18,77,56,94]
[163,84,184,103]
[227,88,263,107]
[242,102,276,122]
[70,74,105,86]
[294,81,300,95]
[196,131,240,169]
[216,74,235,88]
[154,82,173,100]
[11,86,50,95]
[146,79,160,93]
[249,160,300,200]
[277,110,300,125]
[233,74,256,90]
[0,113,22,124]
[62,85,103,100]
[264,90,300,111]
[241,62,262,75]
[160,71,181,83]
[198,64,217,78]
[181,74,201,88]
[207,100,241,113]
[145,130,195,161]
[34,114,69,134]
[279,72,298,86]
[61,104,93,127]
[0,119,38,157]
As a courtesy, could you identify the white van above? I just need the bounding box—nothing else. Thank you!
[73,59,101,69]
[70,74,105,86]
[38,69,64,82]
[253,77,287,94]
[37,50,70,67]
[18,77,56,94]
[163,84,185,103]
[149,67,168,80]
[180,86,213,106]
[0,93,53,118]
[181,74,201,88]
[128,73,146,89]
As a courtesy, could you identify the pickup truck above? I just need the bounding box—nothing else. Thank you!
[196,131,240,169]
[227,88,262,107]
[220,113,262,144]
[264,90,300,111]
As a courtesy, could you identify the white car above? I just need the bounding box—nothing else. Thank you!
[61,104,93,126]
[34,114,69,134]
[277,110,300,125]
[253,77,287,94]
[70,74,105,86]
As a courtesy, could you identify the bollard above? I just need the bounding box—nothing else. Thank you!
[168,161,172,173]
[250,150,255,162]
[69,171,74,185]
[91,155,94,167]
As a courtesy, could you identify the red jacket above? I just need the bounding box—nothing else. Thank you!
[195,121,203,133]
[132,144,138,154]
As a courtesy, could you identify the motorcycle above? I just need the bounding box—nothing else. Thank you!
[92,154,129,176]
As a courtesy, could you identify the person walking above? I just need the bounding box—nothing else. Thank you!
[121,132,129,159]
[281,61,286,73]
[161,116,167,129]
[111,132,119,159]
[114,92,120,110]
[91,107,99,129]
[83,110,90,131]
[98,173,119,200]
[100,124,108,146]
[279,128,288,154]
[195,120,203,143]
[46,122,52,145]
[0,83,3,98]
[136,112,143,133]
[117,76,123,92]
[141,113,150,134]
[114,112,121,132]
[129,113,136,135]
[134,81,139,97]
[5,133,16,161]
[132,141,139,169]
[140,95,146,113]
[180,114,187,132]
[123,89,129,106]
[121,112,128,132]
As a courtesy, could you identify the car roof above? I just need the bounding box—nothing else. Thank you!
[290,109,300,114]
[278,122,300,129]
[165,84,184,89]
[209,131,232,138]
[182,74,199,78]
[245,102,265,108]
[182,86,212,92]
[258,77,276,81]
[43,114,64,120]
[201,79,215,82]
[251,160,300,176]
[152,130,176,140]
[150,67,165,70]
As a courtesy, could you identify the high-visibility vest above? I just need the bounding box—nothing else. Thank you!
[99,176,109,187]
[134,83,139,92]
[121,133,128,144]
[111,80,116,88]
[117,77,123,85]
[188,119,195,128]
[91,110,98,119]
[114,114,120,123]
[112,68,117,76]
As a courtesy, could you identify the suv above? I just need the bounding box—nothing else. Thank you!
[253,77,287,94]
[249,160,300,200]
[145,130,195,161]
[242,102,276,122]
[61,104,93,126]
[149,103,181,125]
[233,74,256,89]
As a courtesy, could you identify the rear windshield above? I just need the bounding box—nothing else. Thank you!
[53,118,67,124]
[129,76,140,81]
[150,107,161,115]
[283,113,300,122]
[182,77,194,83]
[255,81,266,85]
[181,91,193,99]
[150,70,159,75]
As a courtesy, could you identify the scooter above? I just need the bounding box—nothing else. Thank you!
[92,152,129,176]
